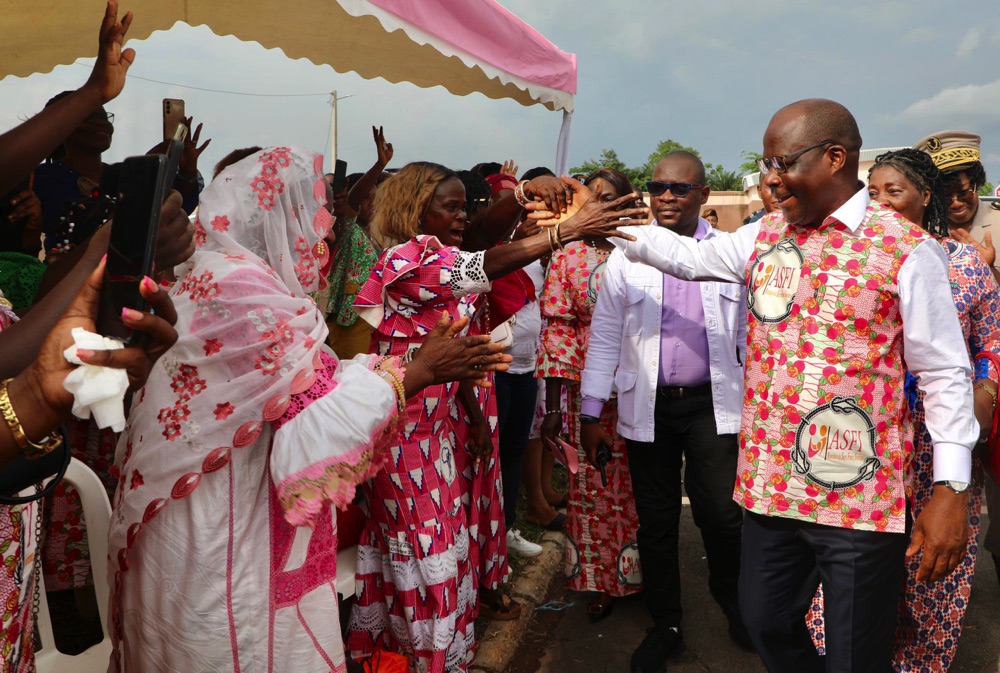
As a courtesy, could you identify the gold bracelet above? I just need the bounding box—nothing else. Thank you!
[377,369,407,413]
[975,380,998,408]
[0,378,63,459]
[553,221,565,250]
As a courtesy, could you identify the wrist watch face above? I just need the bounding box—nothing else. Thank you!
[947,480,971,493]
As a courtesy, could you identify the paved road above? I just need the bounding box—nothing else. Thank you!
[510,506,1000,673]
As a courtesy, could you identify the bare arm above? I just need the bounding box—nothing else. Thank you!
[348,126,392,213]
[0,1,134,194]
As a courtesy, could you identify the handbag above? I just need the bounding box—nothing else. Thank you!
[0,426,71,504]
[973,352,1000,483]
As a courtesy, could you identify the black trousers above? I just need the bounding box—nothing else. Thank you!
[740,511,909,673]
[624,391,743,627]
[495,371,538,530]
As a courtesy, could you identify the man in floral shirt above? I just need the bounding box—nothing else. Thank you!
[612,99,977,673]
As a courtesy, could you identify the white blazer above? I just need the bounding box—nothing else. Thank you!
[581,225,746,442]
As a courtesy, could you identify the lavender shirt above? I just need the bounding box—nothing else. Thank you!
[658,220,711,386]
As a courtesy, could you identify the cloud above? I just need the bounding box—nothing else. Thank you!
[956,26,983,59]
[894,78,1000,127]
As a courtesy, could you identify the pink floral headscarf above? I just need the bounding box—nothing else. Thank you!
[109,148,335,629]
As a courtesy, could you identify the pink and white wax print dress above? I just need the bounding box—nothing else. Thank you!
[349,235,491,673]
[538,241,642,597]
[108,147,401,673]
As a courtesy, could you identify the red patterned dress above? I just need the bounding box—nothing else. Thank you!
[350,235,491,673]
[538,241,642,596]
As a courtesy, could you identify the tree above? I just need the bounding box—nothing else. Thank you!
[569,148,645,185]
[570,142,759,191]
[980,181,995,197]
[705,165,743,192]
[739,151,763,177]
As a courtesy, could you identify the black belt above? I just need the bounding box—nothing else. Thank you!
[657,383,712,399]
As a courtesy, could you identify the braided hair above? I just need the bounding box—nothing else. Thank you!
[870,148,948,237]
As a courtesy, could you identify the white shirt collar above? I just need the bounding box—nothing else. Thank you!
[828,187,869,232]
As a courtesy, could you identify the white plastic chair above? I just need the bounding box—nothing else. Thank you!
[35,458,113,672]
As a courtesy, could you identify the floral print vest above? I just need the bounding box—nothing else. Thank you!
[736,204,929,533]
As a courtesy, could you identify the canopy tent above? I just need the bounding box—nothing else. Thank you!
[0,0,577,172]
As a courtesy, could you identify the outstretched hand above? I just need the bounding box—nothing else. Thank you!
[406,314,511,395]
[525,176,650,242]
[501,159,519,178]
[84,0,135,104]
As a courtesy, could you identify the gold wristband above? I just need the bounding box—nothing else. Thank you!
[975,380,998,407]
[553,221,565,250]
[0,378,63,459]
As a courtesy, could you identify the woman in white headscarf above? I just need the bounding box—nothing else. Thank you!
[106,147,507,672]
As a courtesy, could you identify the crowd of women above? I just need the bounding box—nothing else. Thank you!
[2,3,1000,673]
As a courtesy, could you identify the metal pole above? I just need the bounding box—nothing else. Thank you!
[329,90,338,173]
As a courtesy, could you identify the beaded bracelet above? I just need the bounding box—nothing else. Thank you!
[514,180,531,207]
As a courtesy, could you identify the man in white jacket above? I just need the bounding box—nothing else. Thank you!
[581,152,749,673]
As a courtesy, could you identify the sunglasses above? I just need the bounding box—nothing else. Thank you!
[645,181,704,198]
[757,140,834,174]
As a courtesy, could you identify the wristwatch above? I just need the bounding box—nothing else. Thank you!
[934,480,971,494]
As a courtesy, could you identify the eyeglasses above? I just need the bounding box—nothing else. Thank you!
[645,181,704,198]
[84,111,114,124]
[945,186,976,203]
[757,140,834,174]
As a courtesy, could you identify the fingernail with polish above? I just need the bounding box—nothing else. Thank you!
[122,307,141,321]
[76,348,95,360]
[142,276,159,292]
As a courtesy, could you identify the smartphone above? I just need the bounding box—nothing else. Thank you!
[96,130,185,342]
[162,98,185,142]
[332,159,348,194]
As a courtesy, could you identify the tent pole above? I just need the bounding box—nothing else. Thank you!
[555,109,573,176]
[329,90,338,172]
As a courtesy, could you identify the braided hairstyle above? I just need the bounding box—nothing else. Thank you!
[870,148,948,237]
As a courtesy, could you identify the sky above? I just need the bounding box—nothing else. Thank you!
[1,0,999,189]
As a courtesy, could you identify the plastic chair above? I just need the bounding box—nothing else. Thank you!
[35,458,113,672]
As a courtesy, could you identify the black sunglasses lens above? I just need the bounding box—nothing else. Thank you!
[645,181,666,196]
[669,183,692,197]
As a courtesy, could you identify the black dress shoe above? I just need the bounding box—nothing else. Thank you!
[630,625,685,673]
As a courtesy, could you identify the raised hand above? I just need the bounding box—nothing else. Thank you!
[84,0,136,104]
[373,126,394,167]
[951,228,996,268]
[179,116,211,178]
[526,177,650,242]
[501,159,519,178]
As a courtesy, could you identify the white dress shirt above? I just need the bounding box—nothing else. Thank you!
[613,189,976,484]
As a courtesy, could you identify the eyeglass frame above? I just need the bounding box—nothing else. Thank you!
[644,181,706,198]
[84,111,115,125]
[944,185,977,203]
[757,140,835,175]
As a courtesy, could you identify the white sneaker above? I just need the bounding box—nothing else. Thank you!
[506,529,543,558]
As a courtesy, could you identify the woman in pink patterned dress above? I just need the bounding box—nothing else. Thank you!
[537,168,643,623]
[350,164,649,672]
[106,148,506,673]
[807,149,1000,671]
